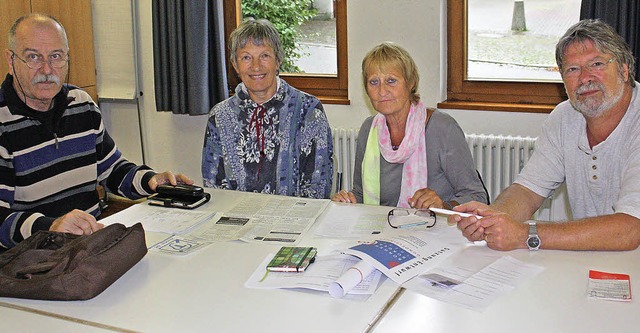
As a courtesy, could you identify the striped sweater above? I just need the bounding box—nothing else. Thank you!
[0,74,154,249]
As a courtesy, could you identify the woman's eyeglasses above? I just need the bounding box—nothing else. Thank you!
[387,209,437,229]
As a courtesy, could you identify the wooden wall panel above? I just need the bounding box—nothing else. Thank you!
[0,0,97,100]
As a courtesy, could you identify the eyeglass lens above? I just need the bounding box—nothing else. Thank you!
[29,59,68,69]
[13,52,68,69]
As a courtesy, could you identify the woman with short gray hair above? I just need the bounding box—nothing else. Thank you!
[202,19,333,199]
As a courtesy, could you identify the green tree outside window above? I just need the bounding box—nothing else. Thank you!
[241,0,317,72]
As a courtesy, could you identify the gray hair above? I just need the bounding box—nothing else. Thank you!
[9,13,68,51]
[229,18,284,68]
[556,19,635,87]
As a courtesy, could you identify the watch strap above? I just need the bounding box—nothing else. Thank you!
[527,221,541,250]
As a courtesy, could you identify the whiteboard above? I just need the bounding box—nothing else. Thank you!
[91,0,137,100]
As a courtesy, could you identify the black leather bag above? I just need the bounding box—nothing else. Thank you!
[0,223,147,300]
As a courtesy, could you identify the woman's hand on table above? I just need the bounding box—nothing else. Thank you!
[331,190,358,203]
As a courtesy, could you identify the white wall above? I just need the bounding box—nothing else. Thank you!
[99,0,549,184]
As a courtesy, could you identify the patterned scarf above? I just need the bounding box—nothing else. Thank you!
[362,102,428,207]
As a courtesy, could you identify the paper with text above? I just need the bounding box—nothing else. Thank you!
[404,251,544,311]
[588,270,632,301]
[342,233,459,284]
[101,203,216,234]
[314,203,389,238]
[230,196,329,244]
[185,215,256,242]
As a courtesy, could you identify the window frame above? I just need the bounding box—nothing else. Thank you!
[223,0,349,105]
[437,0,567,113]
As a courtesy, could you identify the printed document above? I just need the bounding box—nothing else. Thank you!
[587,270,632,301]
[186,215,255,242]
[314,202,389,238]
[147,215,257,256]
[100,203,215,234]
[230,196,329,244]
[403,249,544,311]
[153,195,328,247]
[341,233,459,284]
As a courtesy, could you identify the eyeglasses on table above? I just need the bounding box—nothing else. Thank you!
[387,208,437,229]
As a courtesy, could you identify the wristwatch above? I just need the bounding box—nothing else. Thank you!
[526,222,541,251]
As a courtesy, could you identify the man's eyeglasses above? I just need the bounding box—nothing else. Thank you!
[562,58,615,78]
[11,51,69,70]
[387,209,436,229]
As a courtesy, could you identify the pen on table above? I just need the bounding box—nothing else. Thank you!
[429,207,483,219]
[364,287,406,333]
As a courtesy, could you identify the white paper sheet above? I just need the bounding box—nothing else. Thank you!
[185,215,255,242]
[314,202,390,238]
[328,259,378,298]
[403,250,544,311]
[101,203,216,234]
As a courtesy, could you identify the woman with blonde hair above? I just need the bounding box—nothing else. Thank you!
[332,42,487,209]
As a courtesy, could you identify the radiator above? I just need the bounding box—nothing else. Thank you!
[331,127,359,192]
[465,134,570,221]
[331,128,536,201]
[465,133,537,202]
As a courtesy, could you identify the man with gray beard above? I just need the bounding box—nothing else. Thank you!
[451,19,640,251]
[0,14,193,250]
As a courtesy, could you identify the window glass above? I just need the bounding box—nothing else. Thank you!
[240,0,337,75]
[226,0,348,104]
[467,0,580,82]
[440,0,580,112]
[295,13,337,74]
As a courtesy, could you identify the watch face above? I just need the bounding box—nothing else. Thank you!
[528,236,540,248]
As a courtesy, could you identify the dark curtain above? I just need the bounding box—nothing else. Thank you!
[152,0,228,115]
[581,0,640,82]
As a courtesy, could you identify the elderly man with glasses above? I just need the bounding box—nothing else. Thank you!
[452,19,640,252]
[0,14,193,250]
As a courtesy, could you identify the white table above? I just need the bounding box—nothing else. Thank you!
[0,301,115,332]
[1,190,401,333]
[3,189,640,333]
[372,246,640,333]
